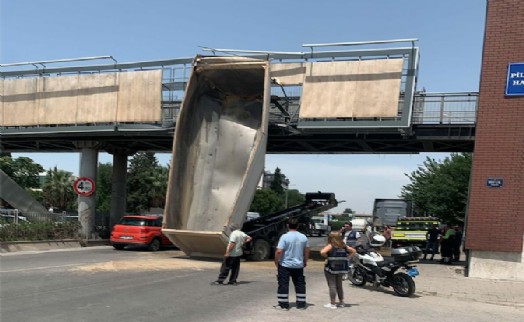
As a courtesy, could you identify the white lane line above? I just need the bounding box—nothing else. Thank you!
[1,263,86,273]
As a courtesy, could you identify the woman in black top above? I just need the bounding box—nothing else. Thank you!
[320,232,356,309]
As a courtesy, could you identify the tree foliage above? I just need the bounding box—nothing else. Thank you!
[42,167,75,211]
[96,162,113,213]
[126,152,168,214]
[270,167,285,195]
[0,156,44,189]
[249,188,284,215]
[286,189,305,208]
[400,153,472,224]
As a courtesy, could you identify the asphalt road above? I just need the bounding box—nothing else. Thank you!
[1,245,523,322]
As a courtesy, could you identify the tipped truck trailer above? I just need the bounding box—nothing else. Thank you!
[242,192,338,261]
[162,56,270,258]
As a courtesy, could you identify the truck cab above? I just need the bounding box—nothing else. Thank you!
[309,215,329,236]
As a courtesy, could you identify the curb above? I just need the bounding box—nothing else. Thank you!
[0,239,110,253]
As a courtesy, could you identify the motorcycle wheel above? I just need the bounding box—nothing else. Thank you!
[391,272,416,297]
[349,269,366,286]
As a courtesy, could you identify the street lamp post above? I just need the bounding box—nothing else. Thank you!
[284,183,295,208]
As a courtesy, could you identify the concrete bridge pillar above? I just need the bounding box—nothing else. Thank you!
[109,150,132,229]
[76,141,99,240]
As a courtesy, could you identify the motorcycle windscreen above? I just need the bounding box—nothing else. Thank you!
[163,57,269,257]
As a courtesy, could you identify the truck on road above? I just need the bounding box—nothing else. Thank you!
[391,216,440,248]
[242,192,338,260]
[372,199,413,228]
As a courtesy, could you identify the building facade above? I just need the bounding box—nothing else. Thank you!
[466,0,524,280]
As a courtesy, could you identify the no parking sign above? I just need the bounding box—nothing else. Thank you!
[73,177,95,196]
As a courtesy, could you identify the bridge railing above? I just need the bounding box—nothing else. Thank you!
[411,92,478,125]
[2,57,478,129]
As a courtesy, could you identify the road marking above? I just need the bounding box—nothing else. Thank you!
[0,263,85,273]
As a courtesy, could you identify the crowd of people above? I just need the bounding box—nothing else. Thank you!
[423,224,463,264]
[210,218,463,310]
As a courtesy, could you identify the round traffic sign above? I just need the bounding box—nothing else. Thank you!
[73,177,95,196]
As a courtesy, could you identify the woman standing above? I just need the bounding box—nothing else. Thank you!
[320,232,356,309]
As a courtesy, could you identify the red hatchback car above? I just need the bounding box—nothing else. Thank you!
[110,215,173,251]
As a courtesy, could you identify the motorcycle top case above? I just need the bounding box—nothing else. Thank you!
[391,246,422,262]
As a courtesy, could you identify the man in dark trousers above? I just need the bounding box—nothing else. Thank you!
[211,223,252,285]
[452,225,463,262]
[423,224,441,261]
[274,218,310,310]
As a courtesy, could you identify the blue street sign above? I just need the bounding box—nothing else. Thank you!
[506,63,524,96]
[486,178,503,188]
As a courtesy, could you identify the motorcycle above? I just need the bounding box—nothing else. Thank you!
[348,242,421,297]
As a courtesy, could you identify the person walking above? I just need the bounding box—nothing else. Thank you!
[274,218,310,310]
[423,224,441,261]
[211,223,252,286]
[320,232,356,309]
[339,222,360,247]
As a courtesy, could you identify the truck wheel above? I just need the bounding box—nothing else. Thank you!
[247,239,270,261]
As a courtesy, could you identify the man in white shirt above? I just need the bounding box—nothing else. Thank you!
[211,223,252,286]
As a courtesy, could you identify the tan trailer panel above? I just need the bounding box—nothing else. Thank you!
[76,73,119,123]
[270,63,306,85]
[162,229,228,258]
[1,70,162,126]
[163,57,270,257]
[37,75,79,125]
[116,69,162,122]
[1,78,39,126]
[299,59,403,118]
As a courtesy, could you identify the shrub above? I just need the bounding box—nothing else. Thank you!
[0,221,81,241]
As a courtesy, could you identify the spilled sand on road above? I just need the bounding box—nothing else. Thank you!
[69,250,325,273]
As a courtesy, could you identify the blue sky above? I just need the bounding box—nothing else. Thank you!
[2,0,486,213]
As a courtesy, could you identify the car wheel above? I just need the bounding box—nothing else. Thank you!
[113,244,125,250]
[148,238,161,251]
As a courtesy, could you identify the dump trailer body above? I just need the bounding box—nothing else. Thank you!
[162,56,270,258]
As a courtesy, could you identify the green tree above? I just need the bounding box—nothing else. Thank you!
[96,162,113,213]
[0,156,44,189]
[42,167,75,211]
[270,167,285,195]
[400,153,472,224]
[249,188,284,215]
[285,189,305,208]
[149,166,169,208]
[127,152,168,213]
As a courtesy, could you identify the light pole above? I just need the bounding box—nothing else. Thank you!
[284,183,295,208]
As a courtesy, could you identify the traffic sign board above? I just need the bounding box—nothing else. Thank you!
[73,177,95,196]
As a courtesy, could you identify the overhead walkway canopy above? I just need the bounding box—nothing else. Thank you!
[0,39,477,154]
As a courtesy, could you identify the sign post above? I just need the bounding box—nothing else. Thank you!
[73,177,96,196]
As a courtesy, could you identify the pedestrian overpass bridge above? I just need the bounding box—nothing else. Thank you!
[1,40,477,155]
